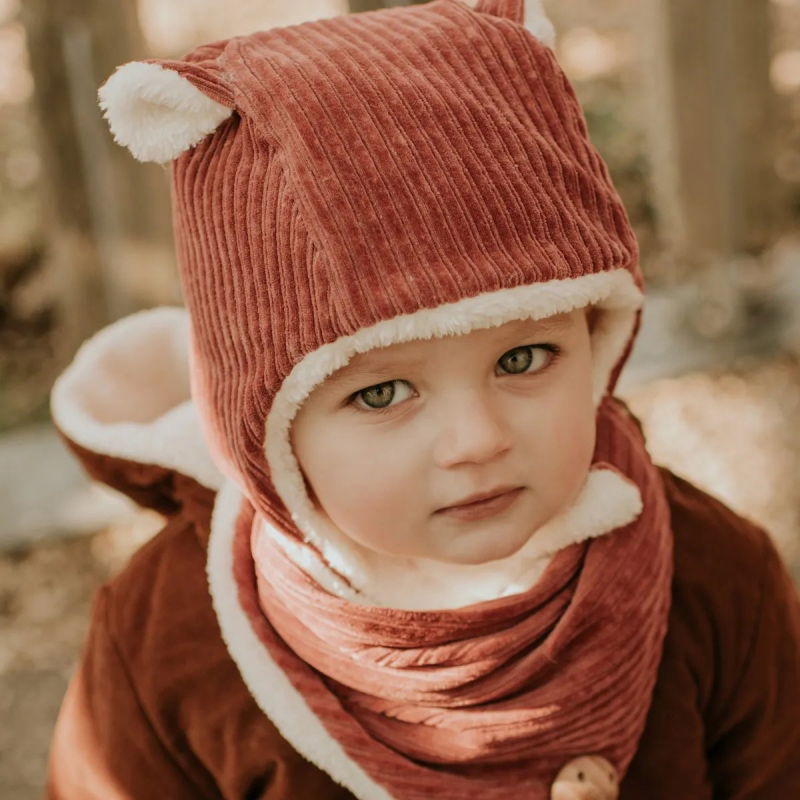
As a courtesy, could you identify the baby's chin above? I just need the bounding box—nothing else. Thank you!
[411,515,543,566]
[431,527,537,565]
[343,520,535,565]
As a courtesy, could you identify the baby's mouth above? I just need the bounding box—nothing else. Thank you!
[435,486,525,522]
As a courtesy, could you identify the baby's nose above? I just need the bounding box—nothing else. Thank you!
[432,394,512,467]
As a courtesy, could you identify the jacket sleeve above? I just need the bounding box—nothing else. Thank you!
[706,532,800,798]
[45,583,219,800]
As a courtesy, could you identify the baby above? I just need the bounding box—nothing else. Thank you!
[46,1,799,799]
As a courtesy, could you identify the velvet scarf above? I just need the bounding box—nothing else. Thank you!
[232,398,673,799]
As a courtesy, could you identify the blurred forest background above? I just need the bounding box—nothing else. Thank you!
[1,0,799,796]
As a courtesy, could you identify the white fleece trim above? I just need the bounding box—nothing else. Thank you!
[98,61,233,164]
[207,479,394,800]
[256,465,643,610]
[461,0,556,48]
[50,307,224,492]
[265,269,642,585]
[522,0,556,48]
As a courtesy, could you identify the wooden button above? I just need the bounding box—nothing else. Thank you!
[550,755,619,800]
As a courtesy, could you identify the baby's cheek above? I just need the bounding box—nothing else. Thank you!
[546,388,594,449]
[543,394,596,499]
[337,439,419,522]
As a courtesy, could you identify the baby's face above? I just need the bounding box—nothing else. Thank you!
[290,308,596,565]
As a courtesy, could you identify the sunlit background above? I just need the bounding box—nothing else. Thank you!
[1,0,799,795]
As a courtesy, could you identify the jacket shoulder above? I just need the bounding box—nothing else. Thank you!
[624,467,800,798]
[102,515,252,759]
[660,466,773,579]
[99,513,350,798]
[658,466,778,683]
[660,467,800,796]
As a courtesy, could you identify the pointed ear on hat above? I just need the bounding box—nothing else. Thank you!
[468,0,556,48]
[98,60,235,164]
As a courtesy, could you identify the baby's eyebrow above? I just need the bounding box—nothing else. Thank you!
[324,355,423,388]
[323,314,575,389]
[516,313,574,334]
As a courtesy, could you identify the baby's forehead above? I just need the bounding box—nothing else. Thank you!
[335,310,581,375]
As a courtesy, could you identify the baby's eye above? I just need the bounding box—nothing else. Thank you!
[351,379,413,411]
[496,344,557,375]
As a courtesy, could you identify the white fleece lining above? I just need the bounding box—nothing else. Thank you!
[256,465,643,610]
[98,61,233,164]
[207,478,393,800]
[265,269,642,585]
[461,0,556,48]
[50,307,224,492]
[521,0,557,47]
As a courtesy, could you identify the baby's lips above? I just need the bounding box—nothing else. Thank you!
[550,754,619,800]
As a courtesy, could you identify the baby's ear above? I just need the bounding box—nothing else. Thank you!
[98,59,235,164]
[466,0,555,48]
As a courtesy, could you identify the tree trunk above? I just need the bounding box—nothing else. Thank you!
[19,0,177,365]
[640,0,780,268]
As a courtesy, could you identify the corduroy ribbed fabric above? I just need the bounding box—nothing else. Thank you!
[157,0,642,532]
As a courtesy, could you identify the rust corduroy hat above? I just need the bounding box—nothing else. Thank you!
[97,0,644,575]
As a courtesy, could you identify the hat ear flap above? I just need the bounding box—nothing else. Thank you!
[471,0,556,48]
[98,60,235,164]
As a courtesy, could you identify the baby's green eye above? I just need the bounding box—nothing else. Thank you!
[350,345,558,412]
[352,380,413,410]
[496,345,553,375]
